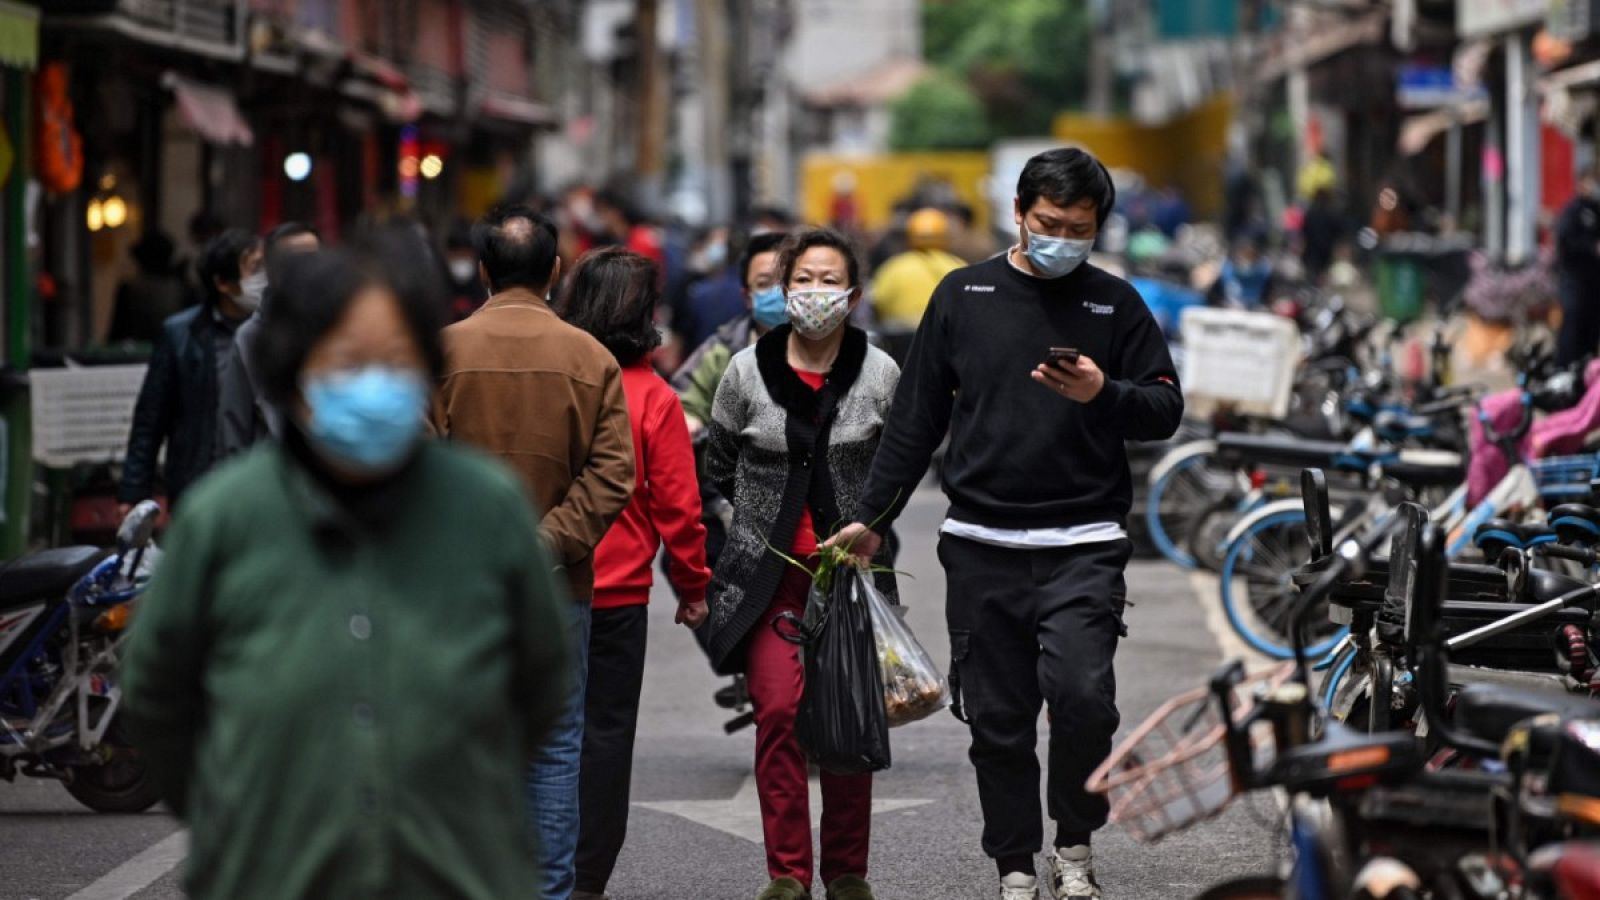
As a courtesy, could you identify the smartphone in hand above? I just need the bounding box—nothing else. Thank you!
[1047,347,1081,369]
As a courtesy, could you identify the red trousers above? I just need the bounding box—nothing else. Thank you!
[746,567,873,889]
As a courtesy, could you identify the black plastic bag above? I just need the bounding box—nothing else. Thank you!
[775,567,891,775]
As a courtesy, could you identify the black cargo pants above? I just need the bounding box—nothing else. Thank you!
[938,533,1132,860]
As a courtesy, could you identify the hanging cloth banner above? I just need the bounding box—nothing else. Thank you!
[0,0,38,71]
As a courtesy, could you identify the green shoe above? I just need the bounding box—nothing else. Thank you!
[825,875,876,900]
[757,877,811,900]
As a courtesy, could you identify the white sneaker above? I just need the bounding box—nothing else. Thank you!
[1000,872,1039,900]
[1048,845,1101,899]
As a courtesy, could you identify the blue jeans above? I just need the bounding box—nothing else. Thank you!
[527,601,591,900]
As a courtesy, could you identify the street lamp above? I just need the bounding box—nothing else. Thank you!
[284,152,313,182]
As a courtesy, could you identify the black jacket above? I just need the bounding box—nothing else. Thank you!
[1557,195,1600,280]
[119,305,230,506]
[858,256,1184,531]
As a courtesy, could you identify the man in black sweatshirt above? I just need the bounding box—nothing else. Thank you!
[829,148,1182,900]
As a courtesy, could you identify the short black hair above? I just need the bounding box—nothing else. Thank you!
[556,247,662,367]
[252,237,445,412]
[1017,148,1116,227]
[752,205,795,228]
[739,231,789,287]
[471,205,560,293]
[198,228,261,304]
[266,221,320,250]
[776,227,861,289]
[594,188,642,226]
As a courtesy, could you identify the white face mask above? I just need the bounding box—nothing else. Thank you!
[236,271,267,313]
[785,288,853,339]
[1022,226,1093,278]
[448,258,478,284]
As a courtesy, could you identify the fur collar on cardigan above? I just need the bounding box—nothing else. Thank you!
[753,324,868,419]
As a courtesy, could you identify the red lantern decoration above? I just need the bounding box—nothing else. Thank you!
[35,62,84,194]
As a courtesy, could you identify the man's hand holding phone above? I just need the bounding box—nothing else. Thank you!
[1032,346,1106,403]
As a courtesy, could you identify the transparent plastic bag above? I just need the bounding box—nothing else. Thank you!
[777,571,892,775]
[859,570,950,727]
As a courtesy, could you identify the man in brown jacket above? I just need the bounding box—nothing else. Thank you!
[429,205,634,900]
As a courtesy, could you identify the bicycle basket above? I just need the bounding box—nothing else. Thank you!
[1086,662,1294,843]
[1531,454,1600,500]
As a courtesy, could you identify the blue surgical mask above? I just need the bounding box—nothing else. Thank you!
[302,366,428,475]
[750,285,788,329]
[1022,227,1093,278]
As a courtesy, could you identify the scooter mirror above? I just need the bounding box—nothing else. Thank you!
[116,500,161,555]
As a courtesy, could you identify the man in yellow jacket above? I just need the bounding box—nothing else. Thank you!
[871,207,967,333]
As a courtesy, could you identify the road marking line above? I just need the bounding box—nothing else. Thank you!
[637,775,932,843]
[66,830,187,900]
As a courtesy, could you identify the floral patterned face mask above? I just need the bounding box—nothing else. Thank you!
[785,288,853,339]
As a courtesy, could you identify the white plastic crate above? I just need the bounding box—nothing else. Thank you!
[29,365,148,468]
[1179,308,1301,420]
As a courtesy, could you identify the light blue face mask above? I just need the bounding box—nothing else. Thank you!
[1023,226,1094,278]
[750,285,788,329]
[302,366,428,474]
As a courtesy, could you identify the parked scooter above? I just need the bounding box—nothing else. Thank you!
[0,501,162,812]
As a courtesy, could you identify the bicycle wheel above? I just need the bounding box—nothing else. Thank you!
[1147,448,1238,569]
[1219,508,1346,660]
[1320,637,1361,712]
[1188,495,1245,573]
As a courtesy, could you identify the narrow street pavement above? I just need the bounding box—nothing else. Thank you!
[2,488,1276,898]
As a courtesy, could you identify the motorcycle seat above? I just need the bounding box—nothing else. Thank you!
[1549,504,1600,546]
[1454,683,1600,747]
[1214,433,1349,470]
[1527,568,1592,605]
[1373,411,1439,442]
[1474,519,1557,556]
[0,546,108,611]
[1382,452,1466,489]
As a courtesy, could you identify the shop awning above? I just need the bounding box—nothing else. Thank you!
[1541,58,1600,95]
[1398,59,1600,156]
[478,92,557,127]
[1255,10,1386,83]
[341,52,424,123]
[803,58,928,108]
[0,1,39,71]
[163,72,254,147]
[1398,99,1489,156]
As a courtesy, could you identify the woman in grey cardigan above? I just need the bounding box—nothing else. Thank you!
[703,229,899,900]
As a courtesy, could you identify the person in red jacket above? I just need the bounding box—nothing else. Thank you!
[556,246,710,899]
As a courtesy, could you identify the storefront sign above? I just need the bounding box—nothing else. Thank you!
[1396,65,1487,109]
[1457,0,1546,38]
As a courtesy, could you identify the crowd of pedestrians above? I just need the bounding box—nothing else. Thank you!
[114,146,1182,900]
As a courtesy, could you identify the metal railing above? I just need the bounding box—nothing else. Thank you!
[117,0,242,49]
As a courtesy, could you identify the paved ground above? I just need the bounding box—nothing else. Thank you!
[1,489,1278,898]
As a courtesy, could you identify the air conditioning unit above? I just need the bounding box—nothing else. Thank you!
[1550,0,1600,41]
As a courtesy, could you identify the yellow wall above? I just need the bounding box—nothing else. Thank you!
[800,151,991,232]
[1052,95,1233,218]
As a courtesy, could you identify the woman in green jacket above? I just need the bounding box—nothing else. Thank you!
[122,239,573,900]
